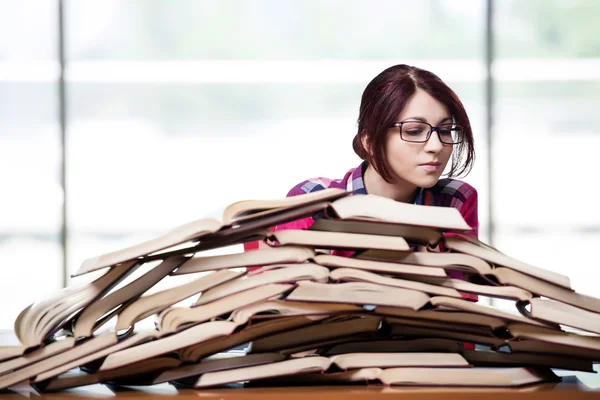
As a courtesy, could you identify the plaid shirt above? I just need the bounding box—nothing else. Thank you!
[273,161,479,236]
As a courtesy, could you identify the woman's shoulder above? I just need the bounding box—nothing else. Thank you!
[286,167,356,197]
[427,178,478,208]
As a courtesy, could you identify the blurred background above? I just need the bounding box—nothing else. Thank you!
[1,0,599,328]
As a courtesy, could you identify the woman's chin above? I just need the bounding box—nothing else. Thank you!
[415,175,441,189]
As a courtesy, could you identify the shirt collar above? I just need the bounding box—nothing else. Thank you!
[349,161,424,205]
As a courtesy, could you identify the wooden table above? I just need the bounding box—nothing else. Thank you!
[1,377,599,399]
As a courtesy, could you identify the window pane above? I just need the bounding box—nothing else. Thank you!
[0,82,61,328]
[66,0,484,60]
[494,81,600,227]
[493,0,600,305]
[496,0,600,58]
[0,1,57,61]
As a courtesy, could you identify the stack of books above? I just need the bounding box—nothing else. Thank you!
[0,189,598,391]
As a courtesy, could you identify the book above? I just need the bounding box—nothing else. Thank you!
[444,236,571,289]
[73,188,348,277]
[268,229,410,252]
[16,260,140,349]
[193,264,330,306]
[508,323,600,353]
[461,349,595,372]
[230,300,364,325]
[172,246,315,275]
[155,352,286,386]
[384,316,495,337]
[375,306,508,331]
[325,194,473,231]
[115,269,245,332]
[34,356,181,392]
[73,220,223,277]
[493,267,600,314]
[408,275,532,302]
[286,281,430,310]
[178,316,326,363]
[386,324,507,348]
[98,321,238,372]
[517,297,600,335]
[0,338,75,376]
[249,316,382,353]
[158,283,294,334]
[354,249,496,281]
[221,188,348,225]
[73,256,188,339]
[373,366,558,387]
[0,346,26,363]
[329,268,462,298]
[0,333,118,390]
[428,296,555,329]
[32,330,159,383]
[309,218,444,246]
[251,366,557,387]
[320,338,464,356]
[314,254,448,278]
[191,352,471,388]
[506,339,600,361]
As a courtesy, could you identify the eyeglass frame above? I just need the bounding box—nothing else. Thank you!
[389,120,464,145]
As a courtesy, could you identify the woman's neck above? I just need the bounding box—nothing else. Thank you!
[363,163,418,203]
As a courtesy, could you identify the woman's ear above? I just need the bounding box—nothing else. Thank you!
[360,130,370,155]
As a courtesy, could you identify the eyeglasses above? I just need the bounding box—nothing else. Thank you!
[390,121,464,145]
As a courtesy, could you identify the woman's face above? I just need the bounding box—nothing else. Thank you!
[384,88,454,188]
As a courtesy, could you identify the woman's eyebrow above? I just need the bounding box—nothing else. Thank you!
[402,116,453,123]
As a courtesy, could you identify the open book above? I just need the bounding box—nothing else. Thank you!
[73,189,349,277]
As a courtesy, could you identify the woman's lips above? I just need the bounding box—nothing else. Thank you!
[420,163,441,172]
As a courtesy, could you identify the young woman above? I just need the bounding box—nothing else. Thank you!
[246,64,478,247]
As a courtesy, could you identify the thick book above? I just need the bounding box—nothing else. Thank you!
[73,256,188,339]
[16,260,140,348]
[320,338,464,356]
[508,323,600,354]
[230,300,364,325]
[190,352,471,388]
[154,352,287,385]
[325,194,473,231]
[34,356,181,392]
[178,316,326,363]
[309,218,444,246]
[98,321,238,372]
[354,249,496,280]
[261,366,558,387]
[408,275,532,302]
[115,268,244,332]
[0,333,118,390]
[444,235,571,289]
[329,268,462,298]
[172,246,315,275]
[249,316,382,353]
[314,254,448,278]
[268,229,410,252]
[193,264,330,306]
[286,281,430,310]
[517,297,600,335]
[158,283,294,334]
[461,349,595,372]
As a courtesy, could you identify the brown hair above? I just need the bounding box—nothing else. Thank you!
[352,64,475,183]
